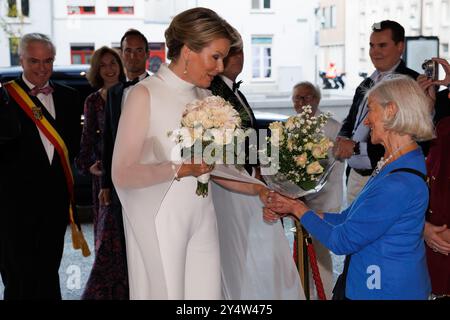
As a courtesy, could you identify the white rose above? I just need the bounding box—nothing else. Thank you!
[306,161,324,175]
[295,153,308,168]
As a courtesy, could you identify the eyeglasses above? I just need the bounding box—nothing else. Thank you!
[293,94,315,102]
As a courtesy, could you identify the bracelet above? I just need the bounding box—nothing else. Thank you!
[171,163,180,181]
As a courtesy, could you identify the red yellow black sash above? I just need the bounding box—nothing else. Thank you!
[4,80,90,257]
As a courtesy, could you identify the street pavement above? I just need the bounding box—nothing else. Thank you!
[0,219,343,300]
[0,223,95,300]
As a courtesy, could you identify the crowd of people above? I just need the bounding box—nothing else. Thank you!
[0,8,449,300]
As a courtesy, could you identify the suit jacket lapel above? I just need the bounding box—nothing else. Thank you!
[236,89,256,129]
[112,83,125,137]
[210,77,254,129]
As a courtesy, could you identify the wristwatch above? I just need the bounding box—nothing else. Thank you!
[353,141,360,155]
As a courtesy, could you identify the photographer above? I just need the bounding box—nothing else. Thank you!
[417,57,450,300]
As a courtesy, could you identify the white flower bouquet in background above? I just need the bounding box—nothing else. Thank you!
[261,105,335,199]
[168,96,242,197]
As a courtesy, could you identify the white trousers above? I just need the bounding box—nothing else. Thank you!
[155,185,221,300]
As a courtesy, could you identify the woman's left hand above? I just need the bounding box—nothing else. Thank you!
[263,207,285,223]
[89,160,102,176]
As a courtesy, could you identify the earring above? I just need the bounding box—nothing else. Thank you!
[183,59,188,75]
[183,50,190,75]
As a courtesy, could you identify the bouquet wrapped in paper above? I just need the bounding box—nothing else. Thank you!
[261,105,335,199]
[168,96,243,197]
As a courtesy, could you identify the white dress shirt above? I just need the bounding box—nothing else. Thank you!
[23,74,55,163]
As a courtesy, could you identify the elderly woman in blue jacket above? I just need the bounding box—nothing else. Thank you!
[262,76,433,300]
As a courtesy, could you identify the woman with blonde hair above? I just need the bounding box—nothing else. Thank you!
[112,7,250,300]
[261,75,433,299]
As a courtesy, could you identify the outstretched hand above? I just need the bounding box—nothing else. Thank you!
[259,190,311,220]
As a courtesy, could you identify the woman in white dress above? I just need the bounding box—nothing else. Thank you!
[111,7,250,300]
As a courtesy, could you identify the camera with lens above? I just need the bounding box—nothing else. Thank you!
[422,59,438,80]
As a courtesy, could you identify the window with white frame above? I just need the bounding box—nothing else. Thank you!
[330,5,337,28]
[360,47,366,62]
[71,44,94,64]
[321,6,337,29]
[107,0,134,15]
[359,12,365,33]
[67,0,96,15]
[410,3,420,29]
[442,0,450,25]
[252,36,272,79]
[7,0,29,17]
[424,2,433,28]
[251,0,271,10]
[9,37,20,66]
[396,3,403,17]
[321,7,330,29]
[442,43,449,56]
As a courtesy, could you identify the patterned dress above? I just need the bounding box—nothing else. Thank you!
[75,90,128,299]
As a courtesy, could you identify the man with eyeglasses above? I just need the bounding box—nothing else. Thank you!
[291,81,345,299]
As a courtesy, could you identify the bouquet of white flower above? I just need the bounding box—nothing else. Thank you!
[168,96,242,197]
[261,105,335,199]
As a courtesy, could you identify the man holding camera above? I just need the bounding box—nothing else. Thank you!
[333,20,419,204]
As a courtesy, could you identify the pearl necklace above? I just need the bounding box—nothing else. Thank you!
[372,141,416,176]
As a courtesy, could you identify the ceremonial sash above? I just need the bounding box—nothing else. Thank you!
[4,80,91,257]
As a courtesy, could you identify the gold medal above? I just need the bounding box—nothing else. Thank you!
[32,106,43,120]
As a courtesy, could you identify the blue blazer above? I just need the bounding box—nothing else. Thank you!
[301,148,431,299]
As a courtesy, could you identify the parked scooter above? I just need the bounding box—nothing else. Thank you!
[319,71,345,89]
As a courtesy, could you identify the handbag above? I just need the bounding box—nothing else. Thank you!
[332,254,351,300]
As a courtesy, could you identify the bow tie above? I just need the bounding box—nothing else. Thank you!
[124,77,139,88]
[232,80,243,92]
[29,85,54,96]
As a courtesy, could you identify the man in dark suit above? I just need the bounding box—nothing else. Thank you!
[0,33,81,299]
[209,31,257,174]
[99,29,149,298]
[334,20,419,204]
[209,42,256,130]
